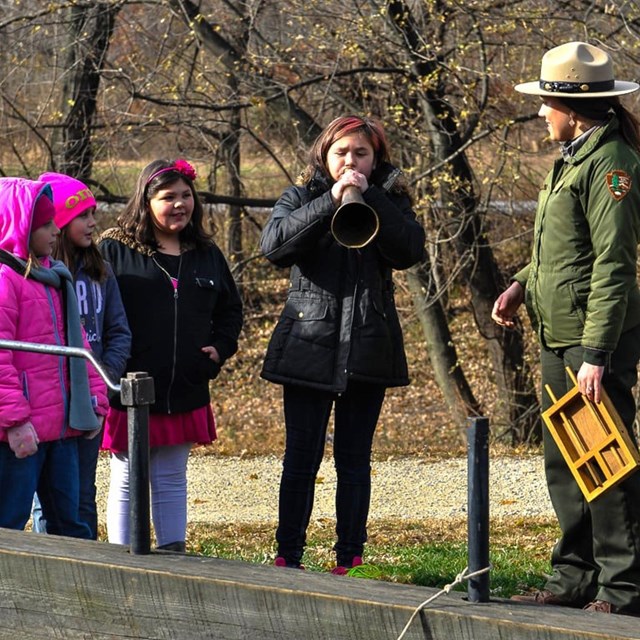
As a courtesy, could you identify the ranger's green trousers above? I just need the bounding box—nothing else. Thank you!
[540,324,640,613]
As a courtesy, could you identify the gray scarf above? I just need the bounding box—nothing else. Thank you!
[0,250,98,430]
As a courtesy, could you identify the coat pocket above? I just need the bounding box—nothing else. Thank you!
[268,295,333,355]
[194,276,220,312]
[281,296,333,346]
[263,294,336,384]
[196,277,216,289]
[568,282,587,326]
[283,297,329,322]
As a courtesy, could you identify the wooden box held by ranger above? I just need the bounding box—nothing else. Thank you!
[542,367,640,502]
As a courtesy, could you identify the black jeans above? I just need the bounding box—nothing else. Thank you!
[540,325,640,612]
[276,381,386,567]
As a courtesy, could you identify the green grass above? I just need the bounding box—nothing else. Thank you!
[186,518,555,599]
[370,543,548,597]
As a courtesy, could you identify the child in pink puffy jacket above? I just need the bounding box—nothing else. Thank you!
[0,177,108,537]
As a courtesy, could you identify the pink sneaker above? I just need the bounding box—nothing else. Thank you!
[274,556,305,570]
[331,555,363,576]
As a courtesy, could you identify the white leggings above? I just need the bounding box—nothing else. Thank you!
[107,443,192,547]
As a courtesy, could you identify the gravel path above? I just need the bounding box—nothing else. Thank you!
[95,454,554,525]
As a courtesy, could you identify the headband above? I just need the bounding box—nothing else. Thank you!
[146,159,197,185]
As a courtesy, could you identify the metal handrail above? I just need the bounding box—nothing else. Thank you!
[0,339,121,393]
[0,338,154,554]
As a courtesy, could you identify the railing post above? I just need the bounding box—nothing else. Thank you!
[120,371,155,555]
[467,416,490,602]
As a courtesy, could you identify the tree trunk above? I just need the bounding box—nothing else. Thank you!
[407,260,482,439]
[388,0,540,443]
[433,134,540,443]
[224,108,244,277]
[54,3,119,180]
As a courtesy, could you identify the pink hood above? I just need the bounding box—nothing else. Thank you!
[0,177,107,442]
[0,178,53,260]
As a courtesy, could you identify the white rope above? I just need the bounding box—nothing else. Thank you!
[395,564,492,640]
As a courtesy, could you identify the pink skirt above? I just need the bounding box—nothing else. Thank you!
[102,404,217,453]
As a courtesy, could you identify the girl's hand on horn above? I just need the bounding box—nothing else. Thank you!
[331,170,368,204]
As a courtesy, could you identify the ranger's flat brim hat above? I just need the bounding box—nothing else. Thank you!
[515,41,639,98]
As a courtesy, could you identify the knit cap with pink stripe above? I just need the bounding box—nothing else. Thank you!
[38,172,97,229]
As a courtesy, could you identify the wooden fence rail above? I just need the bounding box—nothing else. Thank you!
[0,529,637,640]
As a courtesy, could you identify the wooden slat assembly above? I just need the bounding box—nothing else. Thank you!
[542,367,640,501]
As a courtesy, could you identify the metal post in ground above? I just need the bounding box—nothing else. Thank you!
[467,416,490,602]
[120,371,155,555]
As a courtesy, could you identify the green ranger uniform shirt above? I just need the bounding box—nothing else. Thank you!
[514,115,640,363]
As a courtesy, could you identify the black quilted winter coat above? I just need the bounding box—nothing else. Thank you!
[260,165,426,392]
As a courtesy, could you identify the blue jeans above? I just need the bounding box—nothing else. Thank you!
[32,434,101,539]
[276,381,385,567]
[0,437,90,538]
[77,434,101,539]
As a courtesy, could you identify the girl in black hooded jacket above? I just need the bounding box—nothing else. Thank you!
[261,115,425,573]
[100,159,242,552]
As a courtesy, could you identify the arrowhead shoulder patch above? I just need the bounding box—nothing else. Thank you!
[606,170,632,201]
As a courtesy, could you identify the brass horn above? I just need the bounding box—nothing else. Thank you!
[330,185,379,249]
